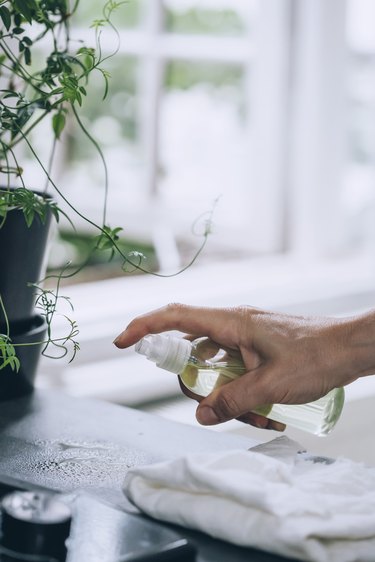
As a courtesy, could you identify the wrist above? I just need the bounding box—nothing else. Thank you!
[339,311,375,382]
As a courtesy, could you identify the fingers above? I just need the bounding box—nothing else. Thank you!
[196,365,274,425]
[236,412,286,432]
[180,376,285,431]
[178,377,203,402]
[113,303,241,349]
[114,303,287,432]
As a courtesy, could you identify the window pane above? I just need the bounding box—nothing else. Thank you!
[345,0,375,251]
[160,60,251,252]
[74,0,142,28]
[348,53,375,166]
[69,57,138,159]
[57,55,146,232]
[163,0,254,37]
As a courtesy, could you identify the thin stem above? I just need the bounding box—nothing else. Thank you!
[102,0,125,60]
[5,145,25,189]
[6,110,49,151]
[0,139,11,185]
[41,255,93,283]
[70,0,81,16]
[0,39,30,82]
[71,104,108,226]
[0,39,45,93]
[44,133,58,194]
[11,336,78,347]
[11,109,212,277]
[0,296,10,338]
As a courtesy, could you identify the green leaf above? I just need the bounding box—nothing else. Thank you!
[13,0,36,24]
[90,18,106,29]
[23,206,34,227]
[75,90,82,106]
[52,111,66,139]
[24,46,31,65]
[49,205,60,223]
[12,26,25,34]
[0,188,53,228]
[0,338,20,373]
[10,104,34,139]
[100,69,111,100]
[0,355,20,372]
[0,6,11,31]
[50,87,64,96]
[77,47,96,71]
[95,225,123,260]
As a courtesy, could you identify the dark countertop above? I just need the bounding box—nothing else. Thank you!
[0,390,293,562]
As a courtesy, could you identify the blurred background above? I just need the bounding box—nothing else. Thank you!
[25,0,375,463]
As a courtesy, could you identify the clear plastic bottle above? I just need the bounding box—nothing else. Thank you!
[135,334,345,436]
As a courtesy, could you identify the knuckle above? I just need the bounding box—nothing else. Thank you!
[233,304,257,315]
[229,305,260,340]
[229,305,251,318]
[214,391,241,421]
[126,317,140,331]
[166,302,185,312]
[165,302,189,329]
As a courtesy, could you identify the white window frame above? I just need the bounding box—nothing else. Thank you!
[287,0,348,259]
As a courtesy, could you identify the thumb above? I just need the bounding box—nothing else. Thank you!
[196,366,272,425]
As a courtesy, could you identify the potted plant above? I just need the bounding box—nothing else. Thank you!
[0,0,212,400]
[0,0,132,399]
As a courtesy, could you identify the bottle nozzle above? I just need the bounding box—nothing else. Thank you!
[135,334,192,374]
[135,336,152,357]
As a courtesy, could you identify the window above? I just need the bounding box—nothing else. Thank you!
[37,1,375,409]
[21,1,375,265]
[345,0,375,253]
[51,0,288,269]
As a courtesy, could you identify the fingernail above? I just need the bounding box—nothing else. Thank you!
[196,406,219,425]
[113,335,122,346]
[271,422,286,432]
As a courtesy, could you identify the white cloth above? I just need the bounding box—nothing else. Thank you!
[123,437,375,562]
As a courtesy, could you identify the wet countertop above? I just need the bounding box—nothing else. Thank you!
[0,390,292,562]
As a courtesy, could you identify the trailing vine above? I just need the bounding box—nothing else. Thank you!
[0,0,213,370]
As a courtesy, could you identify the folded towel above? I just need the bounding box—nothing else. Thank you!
[123,437,375,562]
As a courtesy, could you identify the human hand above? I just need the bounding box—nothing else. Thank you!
[114,303,358,429]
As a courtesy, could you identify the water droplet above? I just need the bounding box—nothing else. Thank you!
[28,438,153,492]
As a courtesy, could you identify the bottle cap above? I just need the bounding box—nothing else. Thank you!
[135,335,192,374]
[1,490,71,560]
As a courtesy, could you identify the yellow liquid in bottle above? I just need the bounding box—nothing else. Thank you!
[180,338,344,436]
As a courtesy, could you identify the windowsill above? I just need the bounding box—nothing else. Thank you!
[38,251,375,404]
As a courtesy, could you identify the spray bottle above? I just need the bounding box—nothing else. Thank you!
[135,334,345,436]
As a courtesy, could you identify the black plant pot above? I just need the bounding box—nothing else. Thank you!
[0,315,47,401]
[0,189,53,323]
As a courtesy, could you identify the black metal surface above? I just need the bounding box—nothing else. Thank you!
[0,487,197,562]
[0,390,295,562]
[1,491,71,560]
